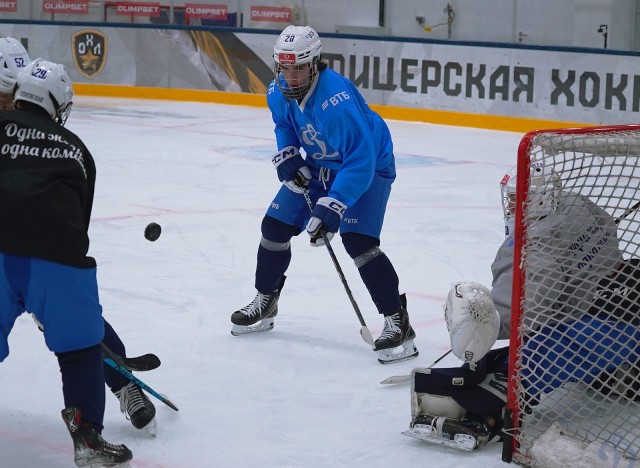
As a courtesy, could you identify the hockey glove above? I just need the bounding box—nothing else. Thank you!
[272,146,312,194]
[306,197,346,247]
[444,281,500,364]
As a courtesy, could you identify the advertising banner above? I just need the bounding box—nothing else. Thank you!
[0,22,638,125]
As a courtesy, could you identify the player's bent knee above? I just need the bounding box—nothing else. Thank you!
[341,232,380,259]
[261,215,300,243]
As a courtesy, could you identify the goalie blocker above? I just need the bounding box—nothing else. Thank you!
[403,347,508,451]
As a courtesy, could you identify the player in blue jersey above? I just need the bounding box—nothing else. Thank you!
[230,25,418,364]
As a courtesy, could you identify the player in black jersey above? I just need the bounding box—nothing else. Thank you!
[0,38,157,439]
[0,59,133,468]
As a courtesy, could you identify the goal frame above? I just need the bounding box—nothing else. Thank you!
[502,123,640,464]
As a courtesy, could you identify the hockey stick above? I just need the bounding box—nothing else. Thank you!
[615,200,640,225]
[102,346,179,412]
[379,349,452,385]
[102,344,161,372]
[33,315,161,372]
[301,189,375,347]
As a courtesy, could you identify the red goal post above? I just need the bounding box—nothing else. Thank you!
[503,124,640,467]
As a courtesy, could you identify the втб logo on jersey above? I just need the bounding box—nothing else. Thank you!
[301,124,339,160]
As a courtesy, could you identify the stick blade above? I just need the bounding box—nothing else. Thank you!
[160,393,180,412]
[380,374,411,385]
[122,353,161,371]
[360,326,375,347]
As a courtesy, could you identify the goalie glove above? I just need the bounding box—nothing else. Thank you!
[444,281,500,364]
[272,146,311,194]
[306,197,346,246]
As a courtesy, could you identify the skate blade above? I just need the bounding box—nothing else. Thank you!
[231,318,274,336]
[377,340,419,364]
[144,417,158,437]
[402,427,477,451]
[85,462,131,468]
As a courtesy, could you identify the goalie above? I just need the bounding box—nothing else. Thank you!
[404,163,640,451]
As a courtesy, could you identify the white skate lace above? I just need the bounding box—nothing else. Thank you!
[116,382,146,418]
[240,293,271,317]
[378,314,401,340]
[431,416,446,438]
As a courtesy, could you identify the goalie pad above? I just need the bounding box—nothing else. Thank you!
[444,281,500,364]
[405,347,509,451]
[411,346,509,420]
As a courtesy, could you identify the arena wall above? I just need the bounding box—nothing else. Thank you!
[1,21,639,132]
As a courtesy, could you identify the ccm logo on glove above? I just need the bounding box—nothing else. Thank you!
[272,145,312,193]
[272,146,299,167]
[306,197,347,237]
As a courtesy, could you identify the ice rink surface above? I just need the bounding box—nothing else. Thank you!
[0,96,525,467]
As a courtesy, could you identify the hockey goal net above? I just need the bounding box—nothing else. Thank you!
[503,124,640,467]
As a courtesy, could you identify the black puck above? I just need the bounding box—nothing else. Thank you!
[144,222,161,242]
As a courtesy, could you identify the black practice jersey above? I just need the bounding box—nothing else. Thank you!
[0,108,96,268]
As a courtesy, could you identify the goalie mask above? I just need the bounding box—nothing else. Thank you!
[500,163,561,237]
[273,25,322,100]
[13,59,74,126]
[0,37,30,108]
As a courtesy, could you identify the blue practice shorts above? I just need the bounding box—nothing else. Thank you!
[266,169,393,239]
[0,253,104,361]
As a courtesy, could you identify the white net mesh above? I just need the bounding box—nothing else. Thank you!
[508,126,640,467]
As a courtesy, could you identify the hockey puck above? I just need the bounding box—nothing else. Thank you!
[144,222,162,242]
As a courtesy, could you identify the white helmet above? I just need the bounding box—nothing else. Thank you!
[500,162,561,236]
[0,37,30,94]
[273,25,322,99]
[14,59,74,125]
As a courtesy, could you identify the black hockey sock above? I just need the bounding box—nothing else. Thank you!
[358,253,401,314]
[102,320,130,392]
[255,244,291,293]
[255,216,296,293]
[57,344,106,432]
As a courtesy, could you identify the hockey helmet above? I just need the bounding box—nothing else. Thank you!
[14,58,74,125]
[0,37,30,109]
[273,25,322,100]
[500,162,561,236]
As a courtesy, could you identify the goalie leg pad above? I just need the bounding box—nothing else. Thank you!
[417,393,467,419]
[406,352,509,452]
[412,347,509,420]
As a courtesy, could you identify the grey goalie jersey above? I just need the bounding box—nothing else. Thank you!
[491,191,622,339]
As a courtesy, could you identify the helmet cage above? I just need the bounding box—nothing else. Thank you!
[500,163,561,234]
[273,25,322,100]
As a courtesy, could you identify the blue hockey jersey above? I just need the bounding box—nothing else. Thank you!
[267,67,395,208]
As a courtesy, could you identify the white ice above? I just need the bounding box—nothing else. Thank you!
[0,96,523,467]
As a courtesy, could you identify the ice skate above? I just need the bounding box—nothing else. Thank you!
[114,381,157,436]
[374,296,418,364]
[61,406,133,468]
[402,414,492,451]
[231,276,285,336]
